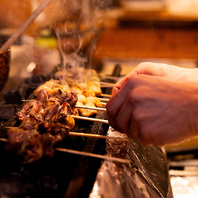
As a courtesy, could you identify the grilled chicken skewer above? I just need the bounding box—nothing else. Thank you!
[5,80,112,163]
[4,128,131,142]
[0,138,130,164]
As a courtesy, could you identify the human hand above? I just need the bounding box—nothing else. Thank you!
[106,74,198,146]
[112,62,198,97]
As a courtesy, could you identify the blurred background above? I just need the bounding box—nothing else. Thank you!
[1,0,198,197]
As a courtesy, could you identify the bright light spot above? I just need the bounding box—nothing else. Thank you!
[26,62,36,73]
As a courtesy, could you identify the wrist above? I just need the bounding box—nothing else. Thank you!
[186,68,198,84]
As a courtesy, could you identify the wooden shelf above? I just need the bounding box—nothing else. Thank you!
[93,11,198,63]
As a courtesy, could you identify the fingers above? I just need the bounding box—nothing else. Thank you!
[127,115,139,140]
[111,76,129,97]
[111,69,139,97]
[107,77,137,130]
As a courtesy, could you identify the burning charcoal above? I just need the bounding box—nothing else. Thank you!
[0,104,16,120]
[0,118,17,138]
[0,174,29,197]
[24,74,46,91]
[3,86,27,104]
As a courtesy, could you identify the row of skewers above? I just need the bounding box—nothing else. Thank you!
[0,78,131,164]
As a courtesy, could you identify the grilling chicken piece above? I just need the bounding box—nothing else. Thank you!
[76,96,103,117]
[7,83,78,163]
[5,127,43,163]
[6,77,103,163]
[76,101,98,117]
[33,79,103,117]
[6,118,71,163]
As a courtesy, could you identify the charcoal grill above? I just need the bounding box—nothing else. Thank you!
[0,64,121,198]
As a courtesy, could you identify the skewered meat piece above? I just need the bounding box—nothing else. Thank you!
[19,118,38,130]
[18,131,43,163]
[87,81,102,96]
[16,89,48,122]
[39,122,70,138]
[6,127,38,151]
[76,101,98,117]
[39,122,70,159]
[34,79,70,97]
[43,99,60,122]
[6,76,103,163]
[58,91,78,107]
[33,79,62,95]
[6,119,70,163]
[6,126,63,163]
[16,100,43,122]
[41,133,62,158]
[8,82,78,163]
[5,127,43,163]
[86,97,103,108]
[36,88,49,103]
[33,79,102,114]
[52,102,75,129]
[78,94,87,103]
[76,96,103,117]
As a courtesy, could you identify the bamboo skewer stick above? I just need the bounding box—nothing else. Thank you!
[0,138,6,142]
[69,132,132,142]
[100,82,115,87]
[75,105,106,112]
[101,94,112,98]
[72,115,108,124]
[55,148,130,164]
[97,98,109,102]
[0,0,53,51]
[0,138,130,164]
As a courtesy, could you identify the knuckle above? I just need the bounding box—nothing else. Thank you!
[137,62,147,68]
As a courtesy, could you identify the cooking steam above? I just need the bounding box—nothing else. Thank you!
[53,0,114,83]
[55,21,86,83]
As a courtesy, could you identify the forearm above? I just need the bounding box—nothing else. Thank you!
[178,68,198,84]
[131,62,198,83]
